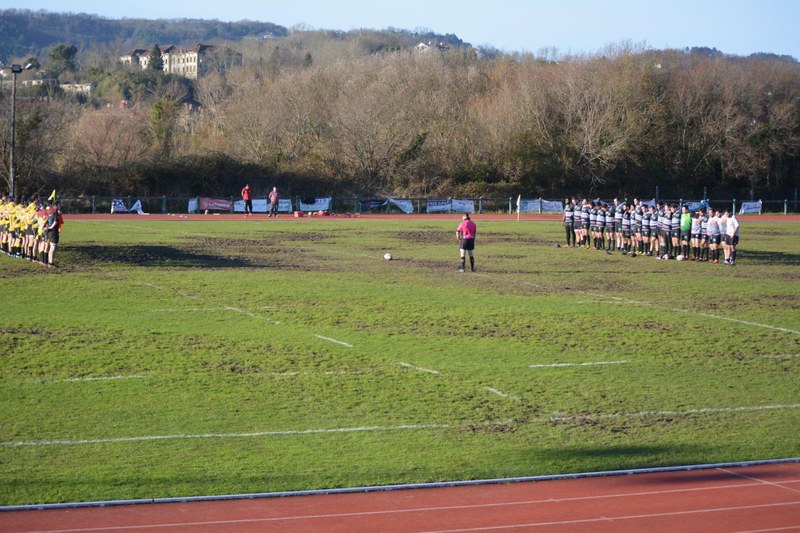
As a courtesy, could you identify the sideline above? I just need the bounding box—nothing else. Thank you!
[2,458,797,512]
[64,213,800,222]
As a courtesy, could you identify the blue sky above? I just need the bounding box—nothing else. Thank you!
[7,0,800,58]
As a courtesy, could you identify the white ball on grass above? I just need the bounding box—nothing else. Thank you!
[384,253,393,261]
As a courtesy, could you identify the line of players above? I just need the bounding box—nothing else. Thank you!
[562,198,740,265]
[0,194,63,267]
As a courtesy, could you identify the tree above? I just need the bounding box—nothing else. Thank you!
[148,43,164,73]
[45,44,77,78]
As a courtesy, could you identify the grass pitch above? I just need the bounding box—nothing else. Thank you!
[1,217,798,505]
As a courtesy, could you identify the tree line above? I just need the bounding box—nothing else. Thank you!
[1,34,798,201]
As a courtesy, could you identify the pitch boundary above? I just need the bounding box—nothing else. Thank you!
[2,458,798,512]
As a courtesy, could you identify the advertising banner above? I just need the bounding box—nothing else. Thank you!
[199,198,234,211]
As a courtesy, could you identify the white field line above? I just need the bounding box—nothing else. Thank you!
[546,403,800,424]
[270,371,366,377]
[576,300,628,305]
[399,362,442,375]
[42,375,147,384]
[486,387,522,402]
[475,272,800,336]
[530,360,630,369]
[224,305,281,324]
[697,312,800,335]
[0,424,452,447]
[153,307,275,312]
[138,281,281,323]
[314,335,353,348]
[6,403,799,448]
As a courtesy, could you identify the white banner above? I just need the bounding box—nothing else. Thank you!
[739,200,762,214]
[517,199,562,213]
[389,198,415,214]
[684,200,708,212]
[451,199,475,213]
[130,199,149,215]
[188,197,198,213]
[111,199,128,213]
[426,200,451,213]
[234,198,293,213]
[541,200,564,213]
[518,199,541,213]
[299,197,332,212]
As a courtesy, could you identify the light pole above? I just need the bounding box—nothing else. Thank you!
[3,62,33,198]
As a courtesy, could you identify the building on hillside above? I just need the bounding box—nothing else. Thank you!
[60,82,96,95]
[120,43,215,79]
[415,41,451,54]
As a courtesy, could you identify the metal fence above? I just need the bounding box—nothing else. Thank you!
[56,195,800,215]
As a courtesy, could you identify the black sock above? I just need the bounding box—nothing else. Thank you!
[469,256,474,270]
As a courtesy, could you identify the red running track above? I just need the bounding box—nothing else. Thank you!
[4,462,800,532]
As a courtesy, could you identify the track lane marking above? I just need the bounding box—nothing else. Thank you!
[14,480,800,532]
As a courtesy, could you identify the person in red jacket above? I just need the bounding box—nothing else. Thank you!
[241,184,253,217]
[456,213,477,272]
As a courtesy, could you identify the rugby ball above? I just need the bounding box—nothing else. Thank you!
[677,254,685,261]
[384,253,393,261]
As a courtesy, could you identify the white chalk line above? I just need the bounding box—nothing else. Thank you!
[486,387,522,402]
[144,277,359,346]
[313,334,353,348]
[224,305,281,324]
[397,363,521,403]
[547,403,800,424]
[270,370,367,377]
[41,375,147,384]
[5,403,798,448]
[0,424,452,447]
[475,272,800,336]
[530,360,630,368]
[153,306,275,312]
[138,280,282,324]
[697,312,800,335]
[399,362,442,375]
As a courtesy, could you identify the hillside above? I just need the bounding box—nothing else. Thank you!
[0,9,469,59]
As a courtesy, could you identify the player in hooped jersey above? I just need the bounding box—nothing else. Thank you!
[563,198,575,247]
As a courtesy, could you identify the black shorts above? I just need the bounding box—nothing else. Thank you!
[460,238,475,251]
[581,222,590,230]
[681,232,690,242]
[46,230,59,244]
[642,229,650,238]
[691,232,700,240]
[724,235,739,246]
[701,234,709,242]
[710,234,721,245]
[622,229,631,238]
